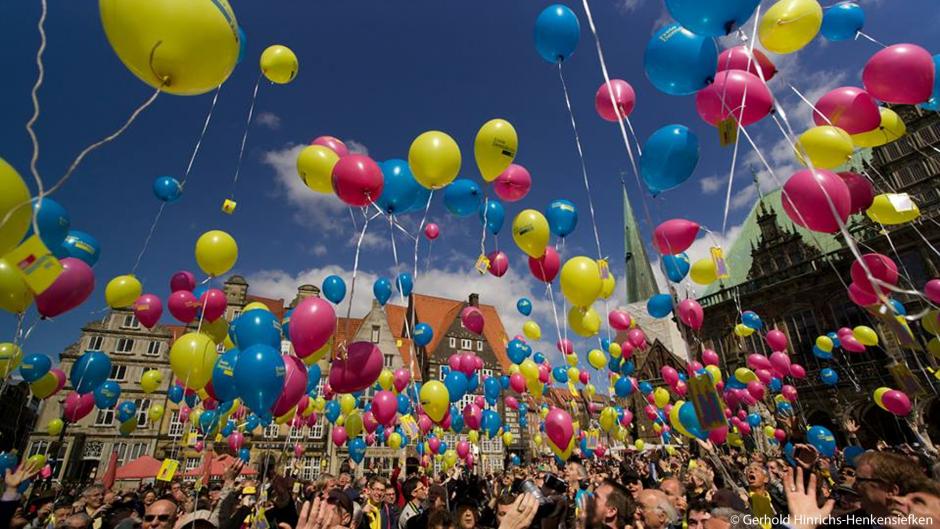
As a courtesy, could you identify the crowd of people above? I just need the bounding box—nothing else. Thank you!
[2,432,939,529]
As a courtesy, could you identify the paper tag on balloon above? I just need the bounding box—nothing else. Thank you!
[598,259,610,280]
[585,430,599,450]
[689,374,726,431]
[718,118,738,147]
[157,458,179,482]
[399,414,419,439]
[887,362,927,398]
[6,235,62,295]
[710,247,729,279]
[475,254,490,275]
[184,432,199,446]
[222,199,237,214]
[887,193,915,212]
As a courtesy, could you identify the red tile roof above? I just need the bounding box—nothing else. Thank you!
[246,295,286,320]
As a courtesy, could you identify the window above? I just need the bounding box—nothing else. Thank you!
[301,457,322,480]
[88,336,103,351]
[95,409,115,427]
[146,341,161,356]
[371,325,380,343]
[461,339,472,350]
[109,365,127,382]
[217,343,226,354]
[383,354,394,368]
[120,442,147,463]
[264,424,280,439]
[280,341,292,354]
[27,441,48,458]
[476,340,483,352]
[289,428,304,441]
[438,365,447,380]
[482,368,493,379]
[116,338,134,354]
[448,337,456,348]
[230,309,242,322]
[136,399,151,427]
[121,314,140,329]
[169,414,184,437]
[185,458,201,472]
[83,441,103,460]
[309,419,324,439]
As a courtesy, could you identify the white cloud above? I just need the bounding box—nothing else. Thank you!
[700,175,724,194]
[346,140,369,156]
[263,144,348,232]
[616,0,644,13]
[312,244,328,257]
[255,112,281,130]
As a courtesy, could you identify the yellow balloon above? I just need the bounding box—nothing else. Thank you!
[148,403,165,423]
[763,425,776,438]
[468,430,479,444]
[119,417,138,436]
[634,439,645,451]
[599,407,618,432]
[795,126,853,169]
[223,334,236,350]
[816,335,833,353]
[548,435,575,461]
[475,119,518,182]
[584,384,596,398]
[502,431,514,446]
[609,342,622,358]
[668,402,690,437]
[197,388,210,400]
[508,364,520,375]
[303,342,331,365]
[0,258,33,314]
[690,258,718,285]
[105,274,142,309]
[566,354,578,367]
[653,423,662,433]
[520,358,539,382]
[243,301,270,313]
[408,131,461,189]
[189,409,203,425]
[873,387,891,410]
[704,365,723,384]
[853,326,879,346]
[523,321,541,341]
[99,0,240,95]
[387,431,403,449]
[345,411,363,437]
[512,210,550,259]
[654,387,671,408]
[923,311,940,336]
[296,145,339,194]
[419,380,449,422]
[758,0,823,54]
[735,367,757,383]
[598,272,616,300]
[335,415,345,427]
[260,45,298,84]
[0,343,23,378]
[613,427,625,442]
[201,317,230,345]
[588,349,607,370]
[568,306,601,338]
[0,159,31,257]
[30,372,60,399]
[140,369,163,393]
[734,323,755,337]
[928,337,940,359]
[866,194,920,225]
[27,454,46,469]
[851,108,906,148]
[339,394,357,415]
[567,367,580,382]
[169,332,217,390]
[533,433,542,446]
[46,418,64,436]
[560,257,602,307]
[195,230,238,277]
[378,369,394,391]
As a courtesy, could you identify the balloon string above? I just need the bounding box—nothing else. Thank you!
[479,196,489,259]
[342,209,375,359]
[24,0,48,246]
[388,215,420,394]
[545,282,565,357]
[228,74,263,201]
[130,203,166,275]
[413,190,434,282]
[180,85,222,190]
[855,31,888,48]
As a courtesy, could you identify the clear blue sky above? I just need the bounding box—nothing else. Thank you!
[0,1,937,383]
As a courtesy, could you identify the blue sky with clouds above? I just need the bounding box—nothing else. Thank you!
[1,1,937,388]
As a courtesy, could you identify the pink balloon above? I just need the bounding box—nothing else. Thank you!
[702,349,720,366]
[50,368,66,392]
[813,87,881,134]
[365,433,376,446]
[474,395,484,409]
[36,258,95,318]
[424,223,440,240]
[418,414,432,434]
[595,79,636,122]
[194,441,205,453]
[838,172,875,215]
[199,289,227,322]
[486,251,509,277]
[428,437,441,454]
[133,294,163,329]
[457,440,470,459]
[168,290,199,324]
[178,406,191,423]
[848,282,879,306]
[290,415,303,428]
[620,342,634,359]
[841,335,866,353]
[272,356,309,417]
[661,366,679,386]
[746,380,765,400]
[608,310,632,331]
[393,368,411,393]
[863,44,935,104]
[708,425,729,444]
[331,426,348,446]
[305,411,319,427]
[688,361,703,373]
[653,219,700,255]
[463,404,482,430]
[676,299,704,330]
[774,429,787,442]
[465,453,474,467]
[362,411,378,433]
[544,407,574,451]
[739,423,752,436]
[203,398,218,410]
[850,253,899,293]
[644,404,658,420]
[837,327,854,338]
[578,371,589,385]
[538,364,550,383]
[290,297,337,358]
[529,246,560,283]
[440,410,453,430]
[882,390,912,416]
[627,328,647,349]
[493,164,531,202]
[789,364,806,379]
[40,465,52,479]
[509,373,525,393]
[769,351,791,377]
[674,380,688,397]
[695,70,773,127]
[293,443,304,458]
[766,329,789,352]
[755,369,772,385]
[372,390,398,426]
[781,384,798,402]
[332,155,384,207]
[460,306,485,335]
[296,395,310,414]
[620,409,633,426]
[170,271,196,292]
[329,342,383,393]
[717,46,777,80]
[740,391,757,407]
[556,339,574,355]
[504,396,519,410]
[925,279,940,304]
[781,169,851,234]
[63,391,95,422]
[747,353,772,371]
[312,136,349,157]
[448,354,461,372]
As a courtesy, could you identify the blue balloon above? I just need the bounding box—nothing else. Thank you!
[212,349,241,402]
[373,278,392,305]
[69,351,111,393]
[821,2,864,41]
[507,339,532,365]
[614,377,634,397]
[647,294,674,319]
[325,400,341,423]
[768,377,782,392]
[153,176,182,203]
[812,345,833,361]
[413,323,433,347]
[820,368,839,386]
[61,230,100,267]
[807,425,837,457]
[842,445,864,467]
[601,338,611,351]
[482,409,501,438]
[184,391,198,408]
[238,447,251,462]
[167,384,184,404]
[245,414,261,433]
[783,442,796,466]
[349,437,367,463]
[0,453,17,477]
[545,199,578,238]
[747,413,762,427]
[725,375,745,390]
[438,442,447,455]
[234,310,282,349]
[322,275,347,304]
[307,363,321,393]
[638,381,653,395]
[198,410,219,435]
[396,272,413,297]
[443,179,482,217]
[920,55,940,111]
[467,373,479,392]
[500,375,510,389]
[511,454,521,466]
[640,124,700,194]
[776,401,793,415]
[552,366,568,383]
[679,402,708,439]
[377,159,422,214]
[20,353,52,383]
[644,23,717,96]
[608,356,622,372]
[484,376,501,400]
[29,198,70,252]
[397,393,412,414]
[235,26,247,63]
[741,311,763,330]
[533,352,545,364]
[516,298,532,316]
[234,344,285,414]
[116,400,138,423]
[450,406,465,433]
[479,198,505,235]
[889,298,907,316]
[665,0,759,37]
[579,436,595,458]
[534,4,580,63]
[621,361,635,376]
[221,419,236,437]
[445,371,469,402]
[281,309,293,339]
[93,380,122,409]
[663,253,691,282]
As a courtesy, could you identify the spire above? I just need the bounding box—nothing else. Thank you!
[623,187,658,303]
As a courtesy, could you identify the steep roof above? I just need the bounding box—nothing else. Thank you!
[246,294,286,320]
[330,317,364,357]
[624,188,659,303]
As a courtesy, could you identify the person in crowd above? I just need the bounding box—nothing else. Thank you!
[142,499,176,529]
[359,476,395,529]
[591,478,634,529]
[687,498,712,529]
[635,489,678,529]
[398,477,426,529]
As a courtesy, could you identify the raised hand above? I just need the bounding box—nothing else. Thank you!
[783,466,834,529]
[499,493,538,529]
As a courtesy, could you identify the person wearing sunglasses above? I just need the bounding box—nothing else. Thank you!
[142,499,177,529]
